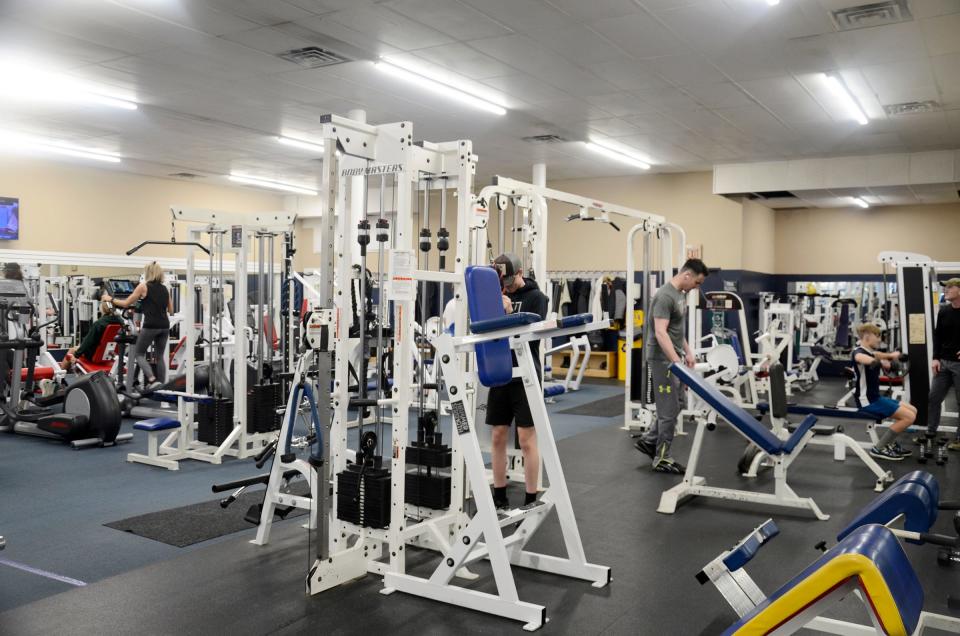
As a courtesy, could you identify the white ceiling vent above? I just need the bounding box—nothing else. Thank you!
[521,134,567,143]
[883,100,941,116]
[278,46,350,69]
[830,0,912,31]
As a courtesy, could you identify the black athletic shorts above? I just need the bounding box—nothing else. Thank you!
[485,380,534,428]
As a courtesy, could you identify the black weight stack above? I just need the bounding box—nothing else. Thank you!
[247,382,283,434]
[336,464,391,528]
[405,432,452,509]
[197,397,234,446]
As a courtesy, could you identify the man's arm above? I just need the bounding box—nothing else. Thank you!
[654,318,681,364]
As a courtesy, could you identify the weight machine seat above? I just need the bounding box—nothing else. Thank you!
[133,417,181,432]
[556,313,593,328]
[837,471,939,544]
[670,363,817,456]
[722,524,923,636]
[464,266,539,388]
[543,384,566,398]
[757,402,886,422]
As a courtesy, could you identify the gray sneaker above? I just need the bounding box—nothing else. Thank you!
[869,445,904,461]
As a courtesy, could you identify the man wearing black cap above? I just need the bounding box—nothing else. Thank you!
[488,253,549,509]
[929,277,960,450]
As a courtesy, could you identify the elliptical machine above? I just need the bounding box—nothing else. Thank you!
[0,278,129,449]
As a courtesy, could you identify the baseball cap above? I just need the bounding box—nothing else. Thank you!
[943,277,960,288]
[493,253,522,285]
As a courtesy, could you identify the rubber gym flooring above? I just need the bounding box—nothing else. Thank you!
[1,378,958,635]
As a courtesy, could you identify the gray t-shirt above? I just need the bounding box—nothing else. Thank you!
[644,283,686,361]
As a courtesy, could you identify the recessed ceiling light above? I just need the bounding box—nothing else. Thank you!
[0,130,121,163]
[0,59,138,110]
[228,173,317,196]
[583,140,651,170]
[374,57,507,116]
[822,74,868,125]
[277,136,325,153]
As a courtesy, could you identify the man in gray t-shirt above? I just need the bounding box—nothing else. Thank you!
[635,259,708,473]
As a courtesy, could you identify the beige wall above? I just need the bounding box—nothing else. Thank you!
[0,157,282,261]
[775,202,960,275]
[741,199,776,274]
[544,172,745,271]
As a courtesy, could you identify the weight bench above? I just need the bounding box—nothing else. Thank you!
[750,365,894,492]
[127,417,181,471]
[659,362,827,520]
[700,481,960,634]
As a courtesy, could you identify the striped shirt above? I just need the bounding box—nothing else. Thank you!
[851,344,880,407]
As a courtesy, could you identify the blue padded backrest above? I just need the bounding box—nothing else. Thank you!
[722,519,779,572]
[557,313,593,329]
[836,482,935,545]
[670,363,786,455]
[723,524,923,636]
[464,266,513,387]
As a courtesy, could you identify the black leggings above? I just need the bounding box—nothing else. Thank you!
[125,327,168,392]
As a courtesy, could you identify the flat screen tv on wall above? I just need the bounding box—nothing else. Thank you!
[0,198,19,240]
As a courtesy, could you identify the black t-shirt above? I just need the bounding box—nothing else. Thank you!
[141,281,170,330]
[934,304,960,362]
[506,279,549,379]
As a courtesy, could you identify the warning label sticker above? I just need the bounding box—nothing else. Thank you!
[451,400,470,435]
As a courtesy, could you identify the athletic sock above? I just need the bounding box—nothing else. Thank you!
[877,428,899,449]
[493,486,507,501]
[524,491,537,505]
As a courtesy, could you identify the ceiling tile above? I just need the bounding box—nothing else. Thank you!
[712,38,788,81]
[470,35,617,94]
[583,117,641,137]
[457,0,574,33]
[656,0,755,54]
[0,19,135,68]
[543,0,640,21]
[480,74,570,105]
[632,86,703,112]
[409,43,516,79]
[220,25,318,55]
[527,25,625,66]
[201,0,316,25]
[621,113,689,134]
[583,93,657,117]
[861,58,940,106]
[382,0,511,41]
[681,82,754,109]
[589,13,689,59]
[641,54,727,86]
[919,13,960,56]
[586,59,672,91]
[324,5,453,51]
[911,0,960,18]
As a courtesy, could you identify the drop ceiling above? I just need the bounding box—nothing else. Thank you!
[1,0,960,192]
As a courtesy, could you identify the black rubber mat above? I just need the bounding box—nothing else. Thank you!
[556,394,623,417]
[104,484,308,548]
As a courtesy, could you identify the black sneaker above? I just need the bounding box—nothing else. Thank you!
[493,495,509,511]
[869,445,904,461]
[634,439,655,458]
[892,442,912,457]
[652,457,686,474]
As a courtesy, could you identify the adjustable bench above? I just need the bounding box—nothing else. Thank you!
[127,417,182,471]
[749,364,894,492]
[659,362,827,520]
[700,485,960,635]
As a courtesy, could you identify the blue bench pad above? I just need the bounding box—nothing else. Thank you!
[134,417,181,432]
